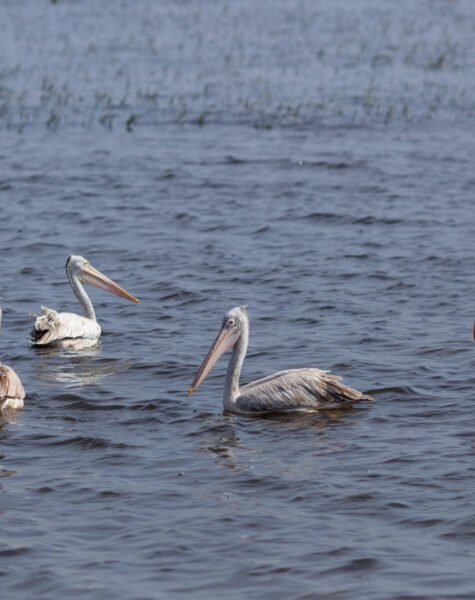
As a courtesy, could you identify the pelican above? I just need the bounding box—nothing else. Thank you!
[189,306,373,414]
[31,255,139,349]
[0,306,25,411]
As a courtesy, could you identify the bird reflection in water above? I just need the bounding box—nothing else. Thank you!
[33,344,134,388]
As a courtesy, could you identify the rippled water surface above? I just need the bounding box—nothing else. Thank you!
[1,1,475,599]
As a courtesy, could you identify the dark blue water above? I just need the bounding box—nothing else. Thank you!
[1,2,475,599]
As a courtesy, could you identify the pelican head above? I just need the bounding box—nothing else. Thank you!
[66,255,139,303]
[189,305,248,395]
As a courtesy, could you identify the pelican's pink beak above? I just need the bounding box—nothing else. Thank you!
[188,324,240,396]
[81,263,139,304]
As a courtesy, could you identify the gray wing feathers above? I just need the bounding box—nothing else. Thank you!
[31,306,99,345]
[237,368,372,413]
[31,306,62,344]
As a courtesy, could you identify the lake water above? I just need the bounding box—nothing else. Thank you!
[1,1,475,599]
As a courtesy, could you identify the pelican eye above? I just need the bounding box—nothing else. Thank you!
[227,318,236,327]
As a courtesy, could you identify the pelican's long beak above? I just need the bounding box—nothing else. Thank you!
[81,264,139,304]
[188,325,240,396]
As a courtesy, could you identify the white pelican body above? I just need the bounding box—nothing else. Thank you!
[31,255,139,349]
[0,307,25,411]
[189,306,372,415]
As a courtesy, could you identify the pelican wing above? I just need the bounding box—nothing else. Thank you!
[236,368,372,413]
[0,364,25,408]
[31,306,101,345]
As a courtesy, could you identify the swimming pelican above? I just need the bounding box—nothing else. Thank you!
[189,305,372,414]
[0,306,25,411]
[31,255,139,349]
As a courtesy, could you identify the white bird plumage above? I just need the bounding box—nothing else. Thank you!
[189,306,373,414]
[31,255,139,349]
[0,306,25,411]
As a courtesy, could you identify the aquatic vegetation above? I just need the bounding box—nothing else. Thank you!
[0,1,473,131]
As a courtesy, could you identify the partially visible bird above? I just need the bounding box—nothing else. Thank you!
[0,306,25,411]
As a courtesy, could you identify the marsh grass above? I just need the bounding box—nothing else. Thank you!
[0,1,473,131]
